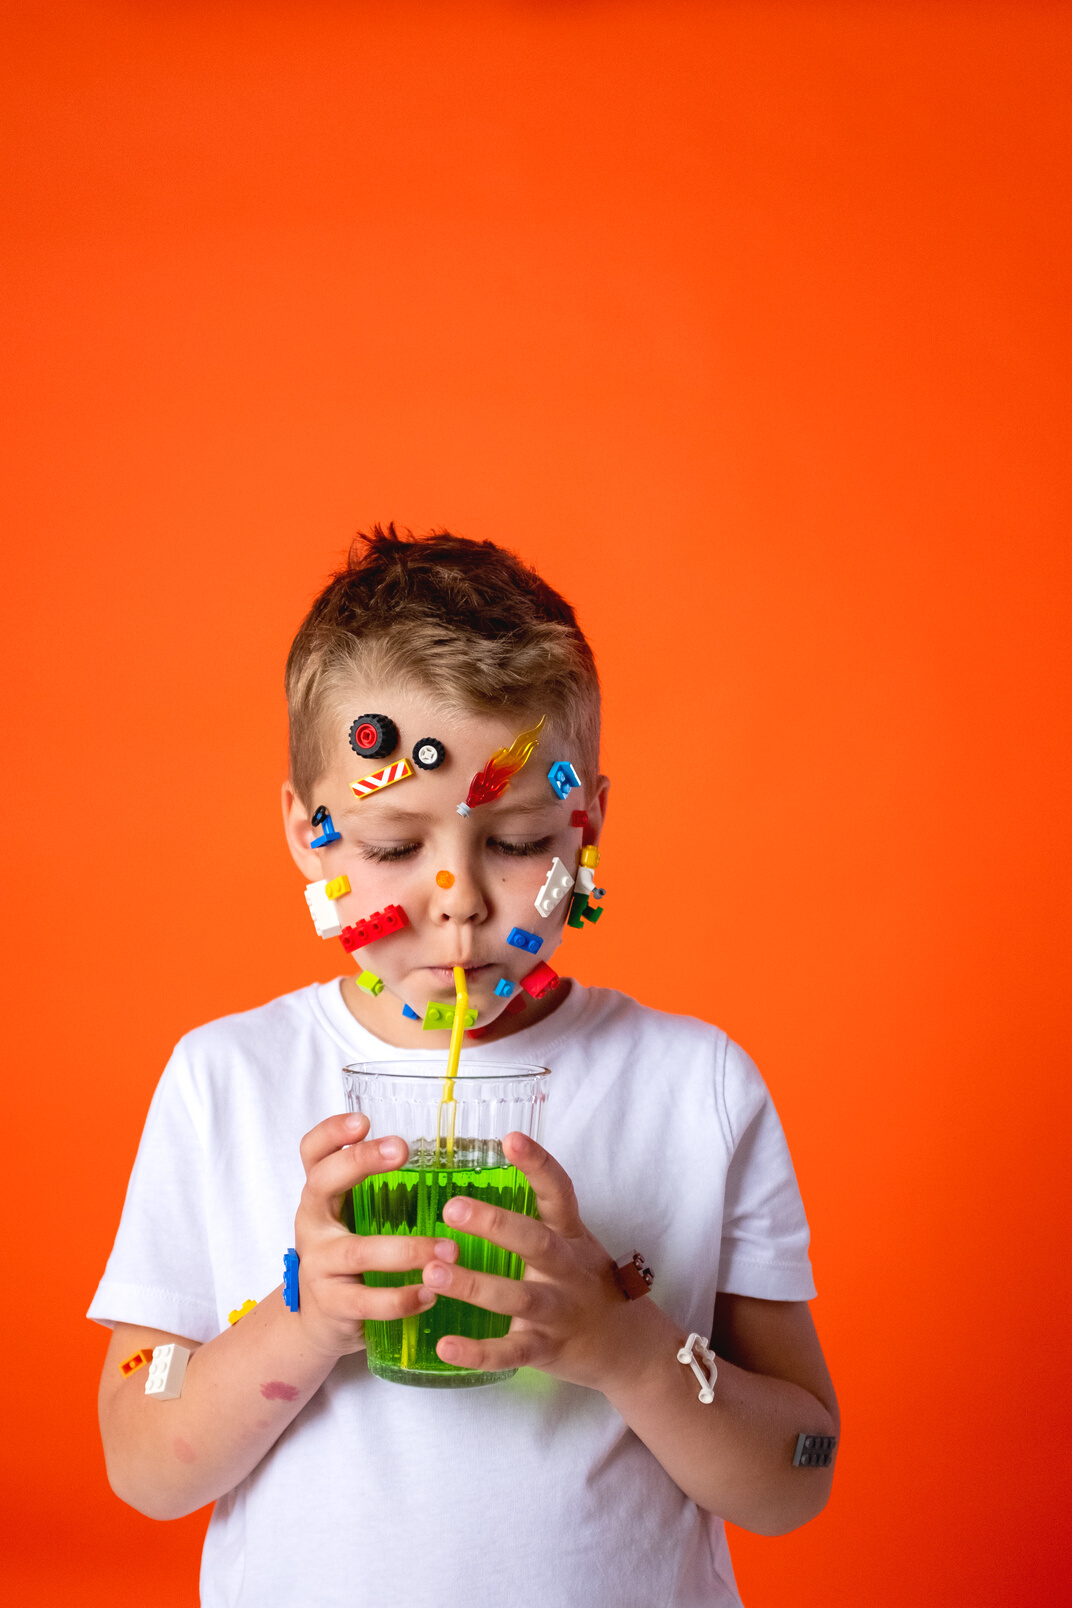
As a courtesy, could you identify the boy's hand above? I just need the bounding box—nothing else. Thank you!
[421,1132,660,1392]
[293,1113,458,1361]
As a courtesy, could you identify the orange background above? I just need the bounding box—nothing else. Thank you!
[1,3,1069,1603]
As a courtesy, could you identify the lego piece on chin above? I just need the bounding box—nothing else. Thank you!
[228,1299,258,1326]
[570,809,589,829]
[466,1023,494,1040]
[349,714,399,761]
[547,760,582,800]
[339,904,410,953]
[507,926,543,955]
[402,1003,420,1020]
[325,875,351,901]
[145,1343,192,1401]
[422,1001,479,1031]
[493,977,515,998]
[579,844,600,869]
[534,856,575,918]
[350,758,414,800]
[310,806,342,848]
[305,881,343,940]
[356,969,385,996]
[119,1348,154,1378]
[504,995,527,1016]
[520,960,560,1000]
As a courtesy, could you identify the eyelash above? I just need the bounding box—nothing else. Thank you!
[360,844,421,864]
[358,836,553,864]
[488,836,553,859]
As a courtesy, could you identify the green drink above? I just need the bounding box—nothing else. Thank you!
[354,1137,537,1387]
[341,1061,551,1390]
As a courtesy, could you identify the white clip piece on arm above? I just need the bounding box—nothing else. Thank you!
[677,1333,718,1404]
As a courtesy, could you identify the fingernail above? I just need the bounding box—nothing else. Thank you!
[438,1340,461,1362]
[344,1114,365,1133]
[443,1198,471,1225]
[434,1239,459,1261]
[380,1138,406,1162]
[424,1262,449,1287]
[417,1288,437,1306]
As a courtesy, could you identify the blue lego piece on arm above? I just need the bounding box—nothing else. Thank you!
[283,1248,300,1313]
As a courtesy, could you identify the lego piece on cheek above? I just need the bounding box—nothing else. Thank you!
[356,969,385,996]
[579,845,600,869]
[305,881,343,940]
[575,865,596,897]
[534,857,575,918]
[339,904,410,953]
[310,807,343,848]
[520,960,560,1000]
[547,761,582,800]
[402,1003,420,1020]
[507,926,543,955]
[494,977,515,998]
[350,758,414,800]
[570,810,589,829]
[325,875,350,901]
[145,1343,192,1401]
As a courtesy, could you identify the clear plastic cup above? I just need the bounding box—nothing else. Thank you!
[341,1061,551,1388]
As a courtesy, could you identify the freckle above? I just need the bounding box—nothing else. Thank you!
[260,1380,300,1402]
[172,1436,196,1464]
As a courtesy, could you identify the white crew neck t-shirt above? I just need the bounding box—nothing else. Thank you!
[90,978,816,1608]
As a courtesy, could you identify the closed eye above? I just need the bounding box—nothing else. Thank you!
[360,843,421,863]
[487,836,554,858]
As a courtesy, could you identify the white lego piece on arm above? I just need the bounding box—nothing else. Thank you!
[145,1343,193,1401]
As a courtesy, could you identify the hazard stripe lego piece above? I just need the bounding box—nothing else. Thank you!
[350,758,414,799]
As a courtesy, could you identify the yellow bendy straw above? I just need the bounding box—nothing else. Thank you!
[437,965,468,1165]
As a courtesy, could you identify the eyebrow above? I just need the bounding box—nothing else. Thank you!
[341,798,559,827]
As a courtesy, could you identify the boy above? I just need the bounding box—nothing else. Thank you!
[92,529,838,1608]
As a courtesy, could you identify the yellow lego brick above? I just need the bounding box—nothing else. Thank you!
[356,969,385,996]
[228,1299,258,1326]
[325,875,351,901]
[579,845,600,869]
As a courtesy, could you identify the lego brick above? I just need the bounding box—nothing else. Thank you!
[413,737,447,770]
[145,1343,192,1401]
[466,1023,494,1039]
[119,1348,154,1378]
[401,1003,419,1020]
[793,1433,838,1468]
[612,1251,654,1300]
[356,969,385,996]
[339,904,410,952]
[504,995,527,1015]
[493,977,515,998]
[283,1248,300,1312]
[435,870,455,889]
[309,806,342,848]
[350,757,414,800]
[566,892,589,928]
[547,760,582,800]
[324,875,350,901]
[534,856,575,918]
[521,960,560,1000]
[305,880,343,939]
[422,1001,478,1031]
[579,844,600,869]
[570,810,589,828]
[228,1299,258,1326]
[507,926,543,955]
[349,714,399,760]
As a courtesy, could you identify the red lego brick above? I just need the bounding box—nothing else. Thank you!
[570,810,589,828]
[504,995,527,1016]
[466,1023,494,1039]
[520,960,560,1000]
[339,904,409,953]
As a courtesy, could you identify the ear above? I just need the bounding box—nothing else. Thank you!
[281,778,330,880]
[586,774,610,842]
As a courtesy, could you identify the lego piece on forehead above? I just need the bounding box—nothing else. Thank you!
[520,960,560,1000]
[457,716,546,817]
[351,758,414,800]
[310,807,342,848]
[547,761,582,801]
[349,715,399,761]
[305,880,343,940]
[507,926,543,955]
[534,857,575,918]
[413,737,446,771]
[339,903,410,952]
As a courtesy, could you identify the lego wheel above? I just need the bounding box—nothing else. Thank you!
[311,804,328,827]
[412,737,446,771]
[349,714,399,760]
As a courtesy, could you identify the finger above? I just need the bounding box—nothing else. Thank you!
[434,1329,549,1373]
[422,1258,547,1318]
[332,1235,459,1276]
[440,1193,561,1269]
[300,1112,370,1175]
[325,1279,440,1323]
[303,1135,408,1213]
[501,1133,585,1238]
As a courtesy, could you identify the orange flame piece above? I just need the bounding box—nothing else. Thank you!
[458,717,546,815]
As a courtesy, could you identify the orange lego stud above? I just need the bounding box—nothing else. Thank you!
[435,870,455,889]
[119,1348,155,1378]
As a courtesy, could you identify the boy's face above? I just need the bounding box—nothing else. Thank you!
[282,685,608,1048]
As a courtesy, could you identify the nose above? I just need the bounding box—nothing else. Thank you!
[429,864,488,930]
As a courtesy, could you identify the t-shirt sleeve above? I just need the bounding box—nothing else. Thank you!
[87,1040,220,1342]
[716,1038,817,1301]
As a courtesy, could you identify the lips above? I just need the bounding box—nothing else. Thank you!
[424,962,495,986]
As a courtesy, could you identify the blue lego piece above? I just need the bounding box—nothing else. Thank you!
[310,807,342,848]
[283,1247,300,1313]
[507,926,543,955]
[547,761,582,800]
[402,1002,420,1020]
[494,978,515,998]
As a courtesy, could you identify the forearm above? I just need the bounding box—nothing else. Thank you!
[603,1301,837,1535]
[101,1291,345,1519]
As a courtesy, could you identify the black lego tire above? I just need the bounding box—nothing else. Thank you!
[412,737,447,771]
[349,714,399,760]
[310,804,328,827]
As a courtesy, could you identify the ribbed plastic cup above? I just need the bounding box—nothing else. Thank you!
[341,1061,551,1388]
